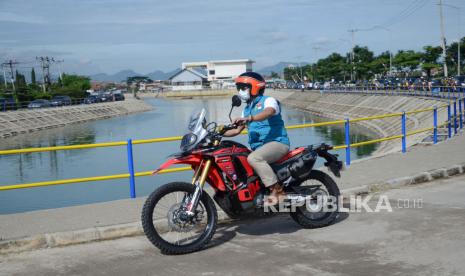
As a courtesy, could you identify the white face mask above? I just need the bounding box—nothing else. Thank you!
[238,88,250,102]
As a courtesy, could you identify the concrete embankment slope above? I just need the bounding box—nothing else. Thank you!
[0,99,152,139]
[268,90,448,155]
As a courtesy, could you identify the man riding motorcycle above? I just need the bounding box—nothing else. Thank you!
[223,72,290,203]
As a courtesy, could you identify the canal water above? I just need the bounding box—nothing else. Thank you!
[0,98,377,214]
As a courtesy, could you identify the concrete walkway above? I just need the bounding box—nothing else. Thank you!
[333,130,465,190]
[2,174,465,275]
[1,129,464,243]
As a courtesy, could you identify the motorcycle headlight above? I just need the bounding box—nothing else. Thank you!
[180,133,197,152]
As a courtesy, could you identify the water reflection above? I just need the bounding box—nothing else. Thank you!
[0,97,377,214]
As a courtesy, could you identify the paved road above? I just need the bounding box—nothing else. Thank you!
[2,174,465,276]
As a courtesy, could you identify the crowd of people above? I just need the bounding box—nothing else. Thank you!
[280,75,465,92]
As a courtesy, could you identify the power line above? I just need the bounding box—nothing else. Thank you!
[381,0,426,27]
[1,60,20,94]
[35,56,63,92]
[380,0,430,29]
[381,0,424,26]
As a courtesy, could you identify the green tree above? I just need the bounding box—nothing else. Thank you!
[394,50,422,75]
[421,45,442,78]
[15,70,27,87]
[352,46,375,80]
[283,66,301,82]
[31,68,36,84]
[446,37,465,76]
[52,74,91,98]
[369,51,391,76]
[315,53,348,81]
[270,71,279,78]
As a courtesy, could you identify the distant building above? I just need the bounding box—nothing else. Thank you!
[179,59,254,89]
[139,81,164,92]
[169,68,208,91]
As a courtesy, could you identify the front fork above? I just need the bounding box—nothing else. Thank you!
[186,158,212,215]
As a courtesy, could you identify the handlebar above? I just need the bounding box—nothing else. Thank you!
[217,121,247,135]
[220,123,238,132]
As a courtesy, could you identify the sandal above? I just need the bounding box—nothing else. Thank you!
[265,183,286,205]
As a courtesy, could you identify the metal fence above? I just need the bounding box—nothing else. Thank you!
[295,85,465,100]
[1,95,463,199]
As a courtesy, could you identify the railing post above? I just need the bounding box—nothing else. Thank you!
[447,104,452,139]
[462,97,465,126]
[433,107,438,144]
[126,139,136,198]
[454,101,458,134]
[459,99,463,130]
[402,111,407,153]
[345,118,351,166]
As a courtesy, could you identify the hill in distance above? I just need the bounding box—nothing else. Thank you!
[88,62,307,82]
[89,68,180,82]
[258,62,309,77]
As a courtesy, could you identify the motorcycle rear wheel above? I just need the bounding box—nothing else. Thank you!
[290,170,340,228]
[141,182,218,254]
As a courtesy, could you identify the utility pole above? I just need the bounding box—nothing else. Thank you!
[45,57,51,85]
[373,25,393,76]
[348,29,359,81]
[2,65,7,88]
[2,60,19,96]
[312,46,322,82]
[36,56,53,92]
[442,3,461,76]
[54,59,64,80]
[438,0,448,77]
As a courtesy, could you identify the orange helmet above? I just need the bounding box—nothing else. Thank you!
[235,72,266,96]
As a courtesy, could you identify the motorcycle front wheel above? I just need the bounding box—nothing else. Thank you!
[141,182,218,254]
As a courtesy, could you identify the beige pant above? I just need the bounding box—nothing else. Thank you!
[247,141,290,187]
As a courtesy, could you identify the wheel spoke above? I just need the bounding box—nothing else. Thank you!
[154,197,208,245]
[142,183,216,253]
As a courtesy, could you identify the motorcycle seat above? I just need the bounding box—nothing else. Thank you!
[272,147,306,165]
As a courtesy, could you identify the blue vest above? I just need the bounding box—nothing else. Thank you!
[243,95,290,150]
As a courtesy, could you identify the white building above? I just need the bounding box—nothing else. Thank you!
[169,68,208,91]
[181,59,254,89]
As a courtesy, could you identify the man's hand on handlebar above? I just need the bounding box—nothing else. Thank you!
[222,119,246,137]
[233,116,251,126]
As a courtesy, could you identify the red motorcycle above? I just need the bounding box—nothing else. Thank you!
[142,95,343,254]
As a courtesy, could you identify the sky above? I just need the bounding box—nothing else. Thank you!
[0,0,464,75]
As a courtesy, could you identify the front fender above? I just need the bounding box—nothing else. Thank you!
[152,155,203,175]
[152,155,227,192]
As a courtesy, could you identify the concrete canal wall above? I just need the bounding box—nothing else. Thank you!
[0,98,152,139]
[268,90,448,155]
[0,89,448,153]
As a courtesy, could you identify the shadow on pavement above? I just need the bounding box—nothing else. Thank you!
[203,211,349,251]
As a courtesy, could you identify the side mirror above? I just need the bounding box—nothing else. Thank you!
[229,95,241,122]
[232,95,242,107]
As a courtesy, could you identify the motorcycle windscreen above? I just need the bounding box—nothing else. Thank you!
[181,108,208,152]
